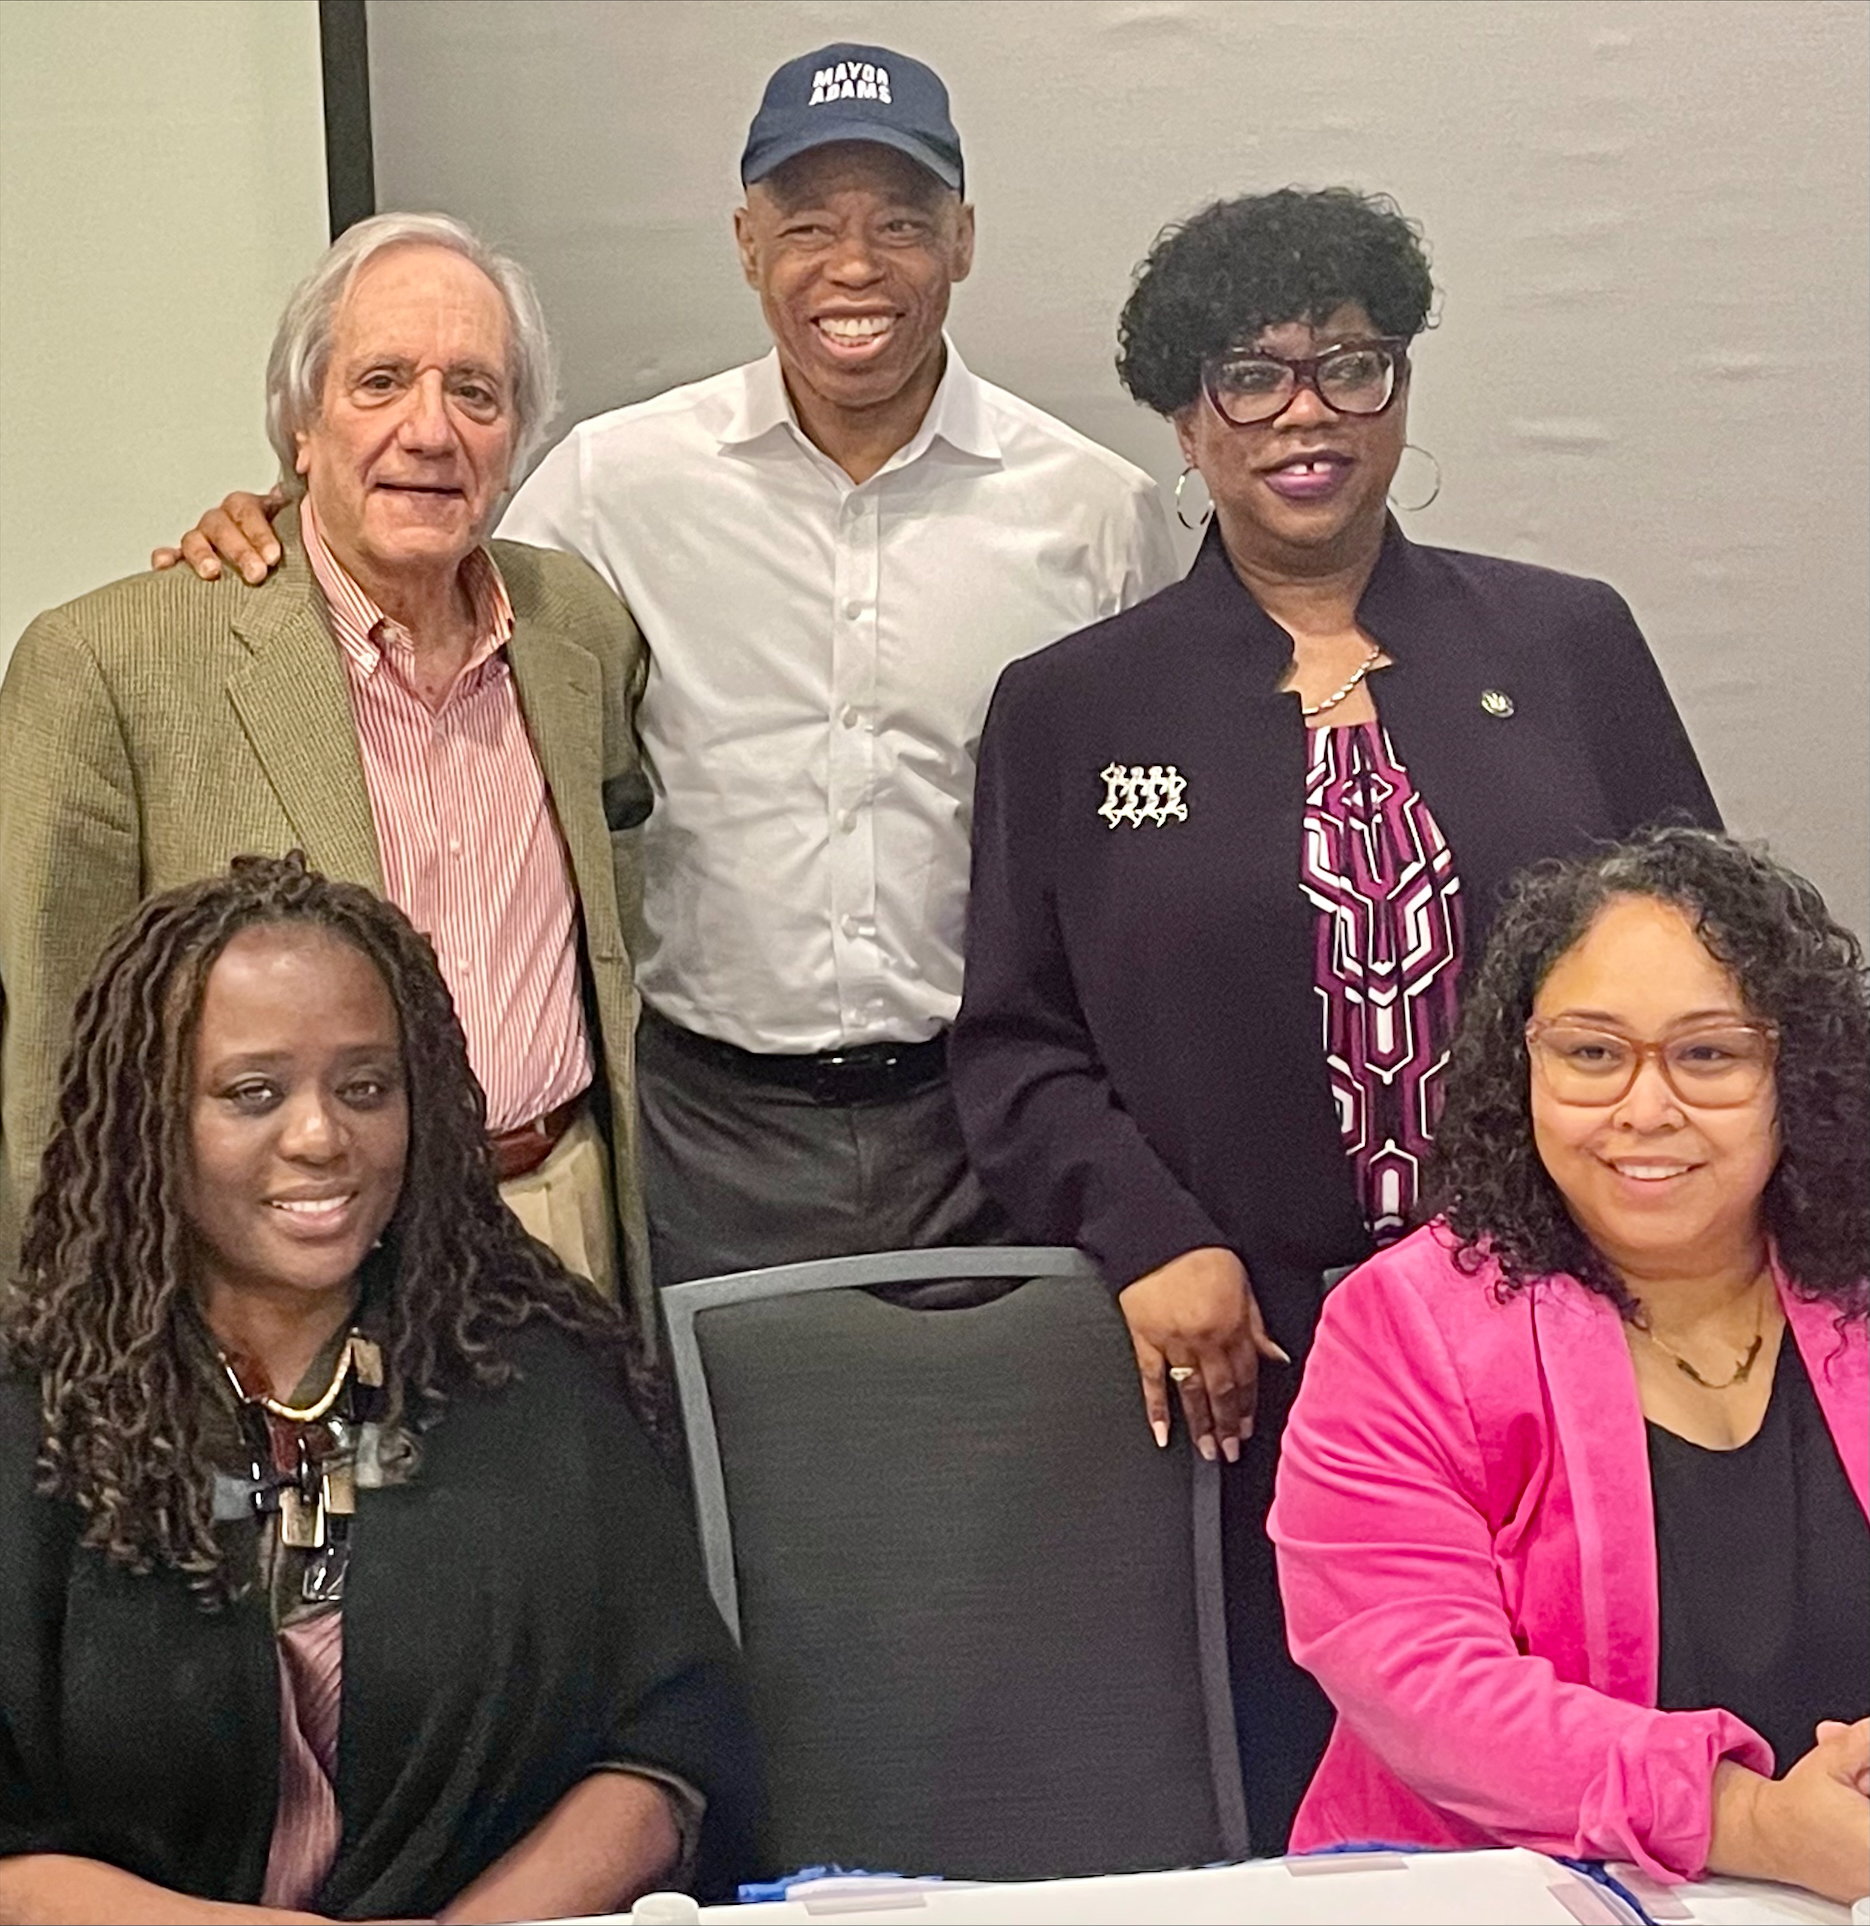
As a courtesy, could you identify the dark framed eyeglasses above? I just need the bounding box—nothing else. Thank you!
[1524,1018,1780,1110]
[1201,337,1410,427]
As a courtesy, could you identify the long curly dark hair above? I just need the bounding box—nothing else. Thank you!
[2,853,658,1601]
[1117,186,1437,417]
[1427,827,1869,1317]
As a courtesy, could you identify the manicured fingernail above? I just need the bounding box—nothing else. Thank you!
[243,561,266,583]
[263,542,281,563]
[201,558,220,577]
[1221,1435,1240,1464]
[1197,1434,1218,1463]
[1150,1419,1169,1449]
[1267,1342,1292,1364]
[1241,1419,1255,1441]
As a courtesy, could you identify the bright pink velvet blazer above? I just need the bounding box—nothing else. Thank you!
[1268,1224,1868,1880]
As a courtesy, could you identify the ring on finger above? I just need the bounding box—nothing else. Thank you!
[1168,1365,1197,1383]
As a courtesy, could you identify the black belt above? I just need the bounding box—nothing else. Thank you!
[647,1009,949,1106]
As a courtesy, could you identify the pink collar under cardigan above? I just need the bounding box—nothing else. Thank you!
[1268,1223,1868,1881]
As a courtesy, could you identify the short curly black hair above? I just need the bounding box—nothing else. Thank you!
[1117,187,1436,416]
[1425,827,1868,1319]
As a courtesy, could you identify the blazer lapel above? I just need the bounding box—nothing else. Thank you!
[507,620,614,955]
[226,518,383,891]
[1528,1282,1662,1703]
[1784,1284,1870,1519]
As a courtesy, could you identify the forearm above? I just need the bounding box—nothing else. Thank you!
[438,1771,680,1924]
[950,947,1227,1283]
[0,1854,322,1926]
[1299,1604,1766,1874]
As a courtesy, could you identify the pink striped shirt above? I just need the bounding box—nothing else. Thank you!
[302,499,591,1132]
[261,1609,344,1910]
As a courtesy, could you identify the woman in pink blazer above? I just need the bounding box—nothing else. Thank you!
[1270,828,1869,1902]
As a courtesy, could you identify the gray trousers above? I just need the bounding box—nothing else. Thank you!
[636,1010,1009,1290]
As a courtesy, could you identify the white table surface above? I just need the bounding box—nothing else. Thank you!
[603,1849,1853,1926]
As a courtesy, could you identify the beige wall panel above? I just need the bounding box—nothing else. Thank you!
[0,0,327,668]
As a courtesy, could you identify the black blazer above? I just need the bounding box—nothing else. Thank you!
[949,521,1720,1350]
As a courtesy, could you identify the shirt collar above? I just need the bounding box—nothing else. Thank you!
[301,495,514,682]
[718,335,1002,469]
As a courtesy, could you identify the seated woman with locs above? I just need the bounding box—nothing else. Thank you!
[0,855,757,1924]
[1269,828,1867,1901]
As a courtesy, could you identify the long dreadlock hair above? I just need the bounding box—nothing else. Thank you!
[3,852,657,1604]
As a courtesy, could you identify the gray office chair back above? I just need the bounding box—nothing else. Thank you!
[662,1247,1248,1882]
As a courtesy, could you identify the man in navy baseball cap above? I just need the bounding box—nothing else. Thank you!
[152,40,1175,1317]
[730,43,976,463]
[741,42,964,194]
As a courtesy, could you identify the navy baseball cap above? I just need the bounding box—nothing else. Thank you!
[740,44,964,196]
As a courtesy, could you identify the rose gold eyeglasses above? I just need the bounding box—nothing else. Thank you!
[1524,1019,1779,1109]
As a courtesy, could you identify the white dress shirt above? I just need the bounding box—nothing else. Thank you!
[500,342,1177,1053]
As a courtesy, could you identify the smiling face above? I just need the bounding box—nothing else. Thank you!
[184,924,408,1328]
[1176,301,1407,571]
[734,142,974,424]
[1530,895,1780,1281]
[294,242,516,593]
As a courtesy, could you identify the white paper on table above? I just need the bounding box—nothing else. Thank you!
[610,1848,1633,1925]
[605,1851,1854,1926]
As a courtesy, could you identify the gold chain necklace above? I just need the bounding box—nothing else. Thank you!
[1300,643,1382,720]
[1636,1280,1769,1390]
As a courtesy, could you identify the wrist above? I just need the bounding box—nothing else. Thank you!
[1708,1758,1783,1885]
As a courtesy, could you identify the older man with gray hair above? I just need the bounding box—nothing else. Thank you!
[0,212,654,1338]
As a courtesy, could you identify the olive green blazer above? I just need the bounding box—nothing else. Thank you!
[0,508,656,1343]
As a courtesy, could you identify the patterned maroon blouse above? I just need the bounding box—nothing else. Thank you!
[1300,719,1464,1242]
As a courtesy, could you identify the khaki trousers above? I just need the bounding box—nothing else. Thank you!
[497,1108,619,1300]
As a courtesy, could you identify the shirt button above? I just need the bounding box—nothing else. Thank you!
[839,811,858,835]
[842,598,863,620]
[841,704,863,729]
[448,838,462,856]
[840,914,860,938]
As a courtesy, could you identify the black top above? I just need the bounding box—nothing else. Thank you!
[950,520,1720,1348]
[0,1324,761,1914]
[1649,1336,1870,1773]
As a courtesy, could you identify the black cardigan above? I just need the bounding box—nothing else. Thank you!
[949,521,1720,1349]
[0,1325,760,1915]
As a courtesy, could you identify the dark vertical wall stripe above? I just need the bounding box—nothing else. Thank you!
[319,0,376,238]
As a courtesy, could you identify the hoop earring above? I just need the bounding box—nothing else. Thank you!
[1174,465,1212,531]
[1388,443,1441,513]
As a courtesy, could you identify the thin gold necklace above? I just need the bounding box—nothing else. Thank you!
[1300,643,1382,720]
[1636,1277,1769,1390]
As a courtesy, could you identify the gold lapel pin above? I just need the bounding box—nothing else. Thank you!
[1480,689,1515,718]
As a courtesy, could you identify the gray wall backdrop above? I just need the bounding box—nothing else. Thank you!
[369,0,1869,934]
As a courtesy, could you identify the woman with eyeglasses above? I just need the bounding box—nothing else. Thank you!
[947,188,1718,1845]
[1269,828,1868,1901]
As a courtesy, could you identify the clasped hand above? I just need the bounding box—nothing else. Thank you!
[1117,1246,1288,1463]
